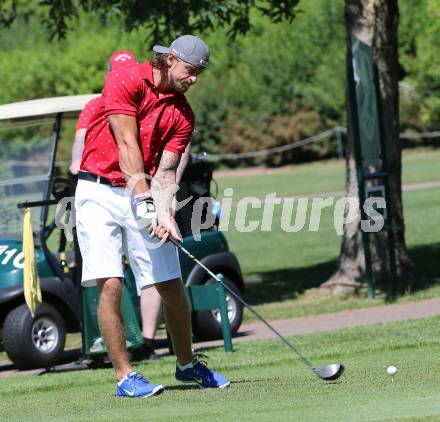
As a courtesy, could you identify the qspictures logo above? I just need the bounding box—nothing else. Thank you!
[55,173,386,246]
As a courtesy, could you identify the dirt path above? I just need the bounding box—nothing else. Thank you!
[214,159,440,183]
[2,297,440,377]
[165,296,440,352]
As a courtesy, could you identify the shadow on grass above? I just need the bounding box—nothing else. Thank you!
[164,384,201,391]
[407,242,440,289]
[231,379,279,385]
[245,260,337,305]
[245,242,440,306]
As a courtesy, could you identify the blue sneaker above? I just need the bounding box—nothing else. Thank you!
[116,372,164,398]
[175,356,230,389]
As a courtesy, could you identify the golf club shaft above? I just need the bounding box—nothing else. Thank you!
[169,238,316,371]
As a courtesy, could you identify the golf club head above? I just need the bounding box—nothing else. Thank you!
[314,363,344,381]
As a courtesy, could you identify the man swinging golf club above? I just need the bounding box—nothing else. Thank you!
[75,35,229,398]
[71,50,192,361]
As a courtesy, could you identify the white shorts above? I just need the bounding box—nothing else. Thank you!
[75,179,181,291]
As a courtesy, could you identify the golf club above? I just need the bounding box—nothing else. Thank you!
[169,237,344,381]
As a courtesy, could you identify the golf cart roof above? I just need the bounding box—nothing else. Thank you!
[0,94,100,120]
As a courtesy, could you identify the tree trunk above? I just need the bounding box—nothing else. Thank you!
[321,0,417,297]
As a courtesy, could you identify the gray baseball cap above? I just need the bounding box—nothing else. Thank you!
[153,35,209,68]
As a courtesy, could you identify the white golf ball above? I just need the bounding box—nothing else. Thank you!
[387,365,397,376]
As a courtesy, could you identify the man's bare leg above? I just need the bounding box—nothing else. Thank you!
[140,287,162,339]
[155,279,193,365]
[97,277,133,380]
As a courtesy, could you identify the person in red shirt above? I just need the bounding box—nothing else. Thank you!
[71,51,191,360]
[69,50,191,359]
[70,50,138,174]
[70,96,102,174]
[74,35,229,397]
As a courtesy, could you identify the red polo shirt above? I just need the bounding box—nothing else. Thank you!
[80,61,194,186]
[76,97,102,130]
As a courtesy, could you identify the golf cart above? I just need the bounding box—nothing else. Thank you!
[0,95,244,370]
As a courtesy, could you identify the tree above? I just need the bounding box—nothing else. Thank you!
[321,0,417,297]
[1,0,418,297]
[0,0,300,42]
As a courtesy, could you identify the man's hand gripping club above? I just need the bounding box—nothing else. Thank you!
[108,114,181,244]
[135,192,181,243]
[135,192,158,230]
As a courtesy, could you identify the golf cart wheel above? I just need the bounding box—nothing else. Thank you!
[193,277,243,341]
[3,303,66,369]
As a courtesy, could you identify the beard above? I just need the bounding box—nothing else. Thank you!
[172,80,191,93]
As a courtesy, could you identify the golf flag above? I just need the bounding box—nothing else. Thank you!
[23,207,42,317]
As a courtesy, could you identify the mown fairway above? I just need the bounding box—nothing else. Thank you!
[2,317,440,421]
[1,149,439,421]
[214,149,440,321]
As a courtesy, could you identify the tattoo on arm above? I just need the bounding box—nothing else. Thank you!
[158,150,181,170]
[152,150,181,217]
[176,142,191,184]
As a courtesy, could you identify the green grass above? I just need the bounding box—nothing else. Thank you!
[227,187,440,322]
[215,148,440,198]
[3,316,440,421]
[400,148,440,185]
[1,150,440,420]
[2,150,439,359]
[217,158,344,199]
[210,149,440,322]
